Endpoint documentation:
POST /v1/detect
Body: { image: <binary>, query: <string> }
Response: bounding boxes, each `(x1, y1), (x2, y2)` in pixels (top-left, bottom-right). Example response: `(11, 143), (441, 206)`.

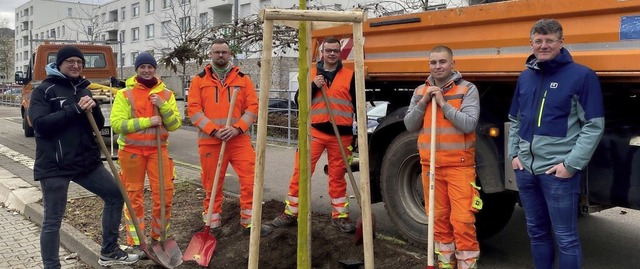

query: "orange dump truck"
(20, 42), (120, 142)
(312, 0), (640, 246)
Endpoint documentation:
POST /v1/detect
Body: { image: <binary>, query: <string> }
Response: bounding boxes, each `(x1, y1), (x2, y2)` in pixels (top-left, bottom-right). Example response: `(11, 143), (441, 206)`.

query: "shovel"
(319, 86), (375, 244)
(151, 107), (183, 268)
(183, 88), (239, 266)
(427, 96), (437, 269)
(85, 110), (169, 268)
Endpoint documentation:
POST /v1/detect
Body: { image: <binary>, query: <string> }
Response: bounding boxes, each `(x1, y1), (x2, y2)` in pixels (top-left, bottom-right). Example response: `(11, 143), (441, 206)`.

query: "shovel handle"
(85, 110), (149, 249)
(319, 86), (362, 206)
(427, 96), (437, 268)
(156, 107), (167, 242)
(204, 88), (240, 228)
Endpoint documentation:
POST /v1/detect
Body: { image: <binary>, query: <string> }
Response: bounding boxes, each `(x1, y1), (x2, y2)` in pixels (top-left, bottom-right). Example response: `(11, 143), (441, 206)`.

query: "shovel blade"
(354, 213), (376, 245)
(151, 239), (183, 268)
(183, 230), (217, 267)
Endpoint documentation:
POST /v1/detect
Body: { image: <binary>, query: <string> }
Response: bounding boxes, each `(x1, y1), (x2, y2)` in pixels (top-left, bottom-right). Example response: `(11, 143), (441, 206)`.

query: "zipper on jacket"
(537, 90), (547, 127)
(215, 86), (219, 103)
(227, 87), (231, 102)
(528, 72), (546, 175)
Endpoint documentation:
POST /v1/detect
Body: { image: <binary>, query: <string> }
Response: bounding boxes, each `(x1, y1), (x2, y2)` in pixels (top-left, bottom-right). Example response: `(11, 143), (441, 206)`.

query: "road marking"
(0, 144), (35, 170)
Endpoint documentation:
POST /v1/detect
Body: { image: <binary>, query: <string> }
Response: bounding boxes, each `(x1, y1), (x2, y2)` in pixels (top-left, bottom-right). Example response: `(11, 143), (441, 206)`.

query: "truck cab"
(21, 43), (120, 143)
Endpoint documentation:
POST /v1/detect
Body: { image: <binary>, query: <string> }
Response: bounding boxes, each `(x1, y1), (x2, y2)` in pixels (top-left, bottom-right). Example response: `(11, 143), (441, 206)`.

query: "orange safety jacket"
(310, 68), (354, 126)
(418, 80), (476, 167)
(114, 84), (177, 154)
(187, 64), (259, 145)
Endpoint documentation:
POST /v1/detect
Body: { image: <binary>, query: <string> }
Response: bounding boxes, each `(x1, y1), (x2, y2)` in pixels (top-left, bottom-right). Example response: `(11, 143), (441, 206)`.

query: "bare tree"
(0, 18), (14, 83)
(63, 3), (107, 42)
(156, 0), (213, 90)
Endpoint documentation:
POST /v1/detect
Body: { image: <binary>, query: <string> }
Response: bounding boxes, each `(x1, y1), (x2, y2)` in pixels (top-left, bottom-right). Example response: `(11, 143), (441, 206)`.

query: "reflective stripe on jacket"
(418, 80), (476, 167)
(310, 67), (354, 126)
(187, 64), (259, 145)
(111, 76), (182, 153)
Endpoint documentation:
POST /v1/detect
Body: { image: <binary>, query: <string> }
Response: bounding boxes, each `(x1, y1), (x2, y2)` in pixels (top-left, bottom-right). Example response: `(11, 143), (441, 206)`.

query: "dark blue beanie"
(135, 52), (157, 69)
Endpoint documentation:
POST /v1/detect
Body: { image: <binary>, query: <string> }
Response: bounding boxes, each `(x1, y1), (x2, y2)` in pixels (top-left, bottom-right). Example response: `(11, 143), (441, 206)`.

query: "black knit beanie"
(55, 45), (85, 67)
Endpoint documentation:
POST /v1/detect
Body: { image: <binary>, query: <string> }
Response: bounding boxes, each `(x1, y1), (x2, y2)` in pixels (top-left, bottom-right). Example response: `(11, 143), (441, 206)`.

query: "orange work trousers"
(118, 147), (174, 245)
(421, 165), (480, 252)
(199, 135), (255, 228)
(285, 128), (352, 219)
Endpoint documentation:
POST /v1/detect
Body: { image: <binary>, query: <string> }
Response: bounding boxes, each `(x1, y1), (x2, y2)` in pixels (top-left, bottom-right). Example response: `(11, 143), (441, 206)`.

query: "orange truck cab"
(20, 43), (120, 142)
(311, 0), (640, 246)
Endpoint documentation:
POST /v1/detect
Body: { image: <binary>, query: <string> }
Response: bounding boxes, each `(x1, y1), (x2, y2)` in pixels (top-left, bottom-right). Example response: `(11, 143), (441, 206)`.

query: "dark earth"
(64, 181), (427, 268)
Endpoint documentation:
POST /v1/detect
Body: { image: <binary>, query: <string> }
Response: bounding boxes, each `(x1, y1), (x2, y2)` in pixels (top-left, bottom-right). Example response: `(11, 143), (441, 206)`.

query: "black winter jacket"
(28, 68), (105, 180)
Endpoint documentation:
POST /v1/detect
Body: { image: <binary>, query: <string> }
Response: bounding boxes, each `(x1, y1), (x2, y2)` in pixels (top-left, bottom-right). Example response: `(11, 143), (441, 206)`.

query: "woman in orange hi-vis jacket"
(272, 37), (358, 234)
(110, 52), (182, 257)
(404, 46), (481, 269)
(187, 38), (272, 237)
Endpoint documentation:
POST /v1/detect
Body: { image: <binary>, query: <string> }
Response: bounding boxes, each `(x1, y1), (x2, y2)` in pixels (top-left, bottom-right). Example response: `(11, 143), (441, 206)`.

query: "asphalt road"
(1, 105), (639, 268)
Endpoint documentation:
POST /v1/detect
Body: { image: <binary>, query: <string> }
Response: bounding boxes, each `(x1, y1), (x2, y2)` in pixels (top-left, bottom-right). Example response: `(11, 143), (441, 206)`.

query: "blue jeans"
(515, 169), (582, 269)
(40, 166), (124, 269)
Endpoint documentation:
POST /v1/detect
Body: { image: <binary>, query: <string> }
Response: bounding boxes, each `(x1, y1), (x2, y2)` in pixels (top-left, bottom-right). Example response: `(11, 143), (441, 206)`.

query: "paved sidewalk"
(0, 167), (89, 269)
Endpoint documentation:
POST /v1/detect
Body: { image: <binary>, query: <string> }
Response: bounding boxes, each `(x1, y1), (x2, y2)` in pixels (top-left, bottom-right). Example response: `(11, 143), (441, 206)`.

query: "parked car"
(353, 101), (389, 134)
(268, 98), (298, 115)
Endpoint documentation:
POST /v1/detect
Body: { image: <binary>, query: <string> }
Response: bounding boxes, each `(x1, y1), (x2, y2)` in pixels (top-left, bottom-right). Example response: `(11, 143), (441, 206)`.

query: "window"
(34, 34), (38, 40)
(131, 52), (139, 65)
(51, 29), (56, 38)
(121, 7), (126, 20)
(146, 0), (154, 13)
(180, 0), (190, 5)
(199, 12), (208, 29)
(161, 21), (171, 36)
(162, 0), (172, 9)
(119, 30), (125, 42)
(67, 8), (72, 16)
(146, 24), (154, 39)
(62, 26), (65, 36)
(87, 26), (93, 36)
(132, 27), (139, 41)
(179, 16), (190, 32)
(132, 3), (140, 17)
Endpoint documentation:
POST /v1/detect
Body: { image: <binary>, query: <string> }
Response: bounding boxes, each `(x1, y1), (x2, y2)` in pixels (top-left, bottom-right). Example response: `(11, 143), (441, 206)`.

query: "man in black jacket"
(28, 45), (139, 268)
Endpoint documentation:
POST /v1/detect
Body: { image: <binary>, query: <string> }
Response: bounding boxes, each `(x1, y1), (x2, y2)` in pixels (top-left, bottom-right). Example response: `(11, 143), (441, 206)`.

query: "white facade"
(14, 0), (472, 74)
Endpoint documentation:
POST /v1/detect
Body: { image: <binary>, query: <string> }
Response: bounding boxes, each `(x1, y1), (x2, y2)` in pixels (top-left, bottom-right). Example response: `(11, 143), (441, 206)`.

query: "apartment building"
(14, 0), (472, 89)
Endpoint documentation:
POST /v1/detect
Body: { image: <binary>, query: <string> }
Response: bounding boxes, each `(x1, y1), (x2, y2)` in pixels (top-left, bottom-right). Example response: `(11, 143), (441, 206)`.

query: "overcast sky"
(0, 0), (110, 29)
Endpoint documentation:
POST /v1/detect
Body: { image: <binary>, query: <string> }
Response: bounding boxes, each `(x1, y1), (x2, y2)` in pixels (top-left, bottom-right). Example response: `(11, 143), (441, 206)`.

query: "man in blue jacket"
(508, 19), (604, 269)
(29, 45), (139, 268)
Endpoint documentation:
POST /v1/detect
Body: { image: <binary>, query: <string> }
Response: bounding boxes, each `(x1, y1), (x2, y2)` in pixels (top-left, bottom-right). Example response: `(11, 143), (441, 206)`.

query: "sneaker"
(126, 245), (147, 260)
(242, 224), (273, 237)
(272, 213), (297, 228)
(332, 218), (356, 233)
(98, 248), (139, 266)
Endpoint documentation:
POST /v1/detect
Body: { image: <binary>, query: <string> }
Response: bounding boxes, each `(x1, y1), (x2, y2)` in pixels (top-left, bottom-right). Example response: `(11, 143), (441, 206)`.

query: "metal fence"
(0, 95), (20, 107)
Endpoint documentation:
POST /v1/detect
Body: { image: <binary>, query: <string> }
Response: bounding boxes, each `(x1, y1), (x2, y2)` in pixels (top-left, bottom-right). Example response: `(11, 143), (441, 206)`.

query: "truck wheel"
(23, 115), (34, 137)
(381, 131), (516, 247)
(381, 131), (428, 246)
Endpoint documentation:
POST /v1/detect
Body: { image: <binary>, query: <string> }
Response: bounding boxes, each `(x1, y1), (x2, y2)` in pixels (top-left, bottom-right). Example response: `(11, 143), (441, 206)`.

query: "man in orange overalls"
(404, 45), (481, 269)
(188, 38), (271, 236)
(272, 37), (357, 233)
(111, 52), (182, 257)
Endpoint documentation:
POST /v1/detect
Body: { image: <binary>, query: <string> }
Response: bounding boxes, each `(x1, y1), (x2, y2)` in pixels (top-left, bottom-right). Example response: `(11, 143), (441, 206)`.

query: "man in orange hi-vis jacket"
(111, 52), (182, 258)
(272, 37), (358, 233)
(187, 38), (271, 237)
(404, 45), (481, 269)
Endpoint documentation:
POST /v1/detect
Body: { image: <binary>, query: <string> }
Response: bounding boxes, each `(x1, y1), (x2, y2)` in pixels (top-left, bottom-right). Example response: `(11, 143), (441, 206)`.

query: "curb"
(0, 167), (131, 269)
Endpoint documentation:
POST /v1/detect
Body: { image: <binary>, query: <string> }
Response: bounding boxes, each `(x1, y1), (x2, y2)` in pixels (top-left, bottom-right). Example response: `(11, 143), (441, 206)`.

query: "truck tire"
(380, 131), (516, 247)
(23, 115), (34, 137)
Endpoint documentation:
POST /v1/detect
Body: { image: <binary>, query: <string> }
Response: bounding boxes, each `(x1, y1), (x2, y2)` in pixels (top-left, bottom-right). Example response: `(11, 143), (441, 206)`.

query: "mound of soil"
(64, 181), (426, 268)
